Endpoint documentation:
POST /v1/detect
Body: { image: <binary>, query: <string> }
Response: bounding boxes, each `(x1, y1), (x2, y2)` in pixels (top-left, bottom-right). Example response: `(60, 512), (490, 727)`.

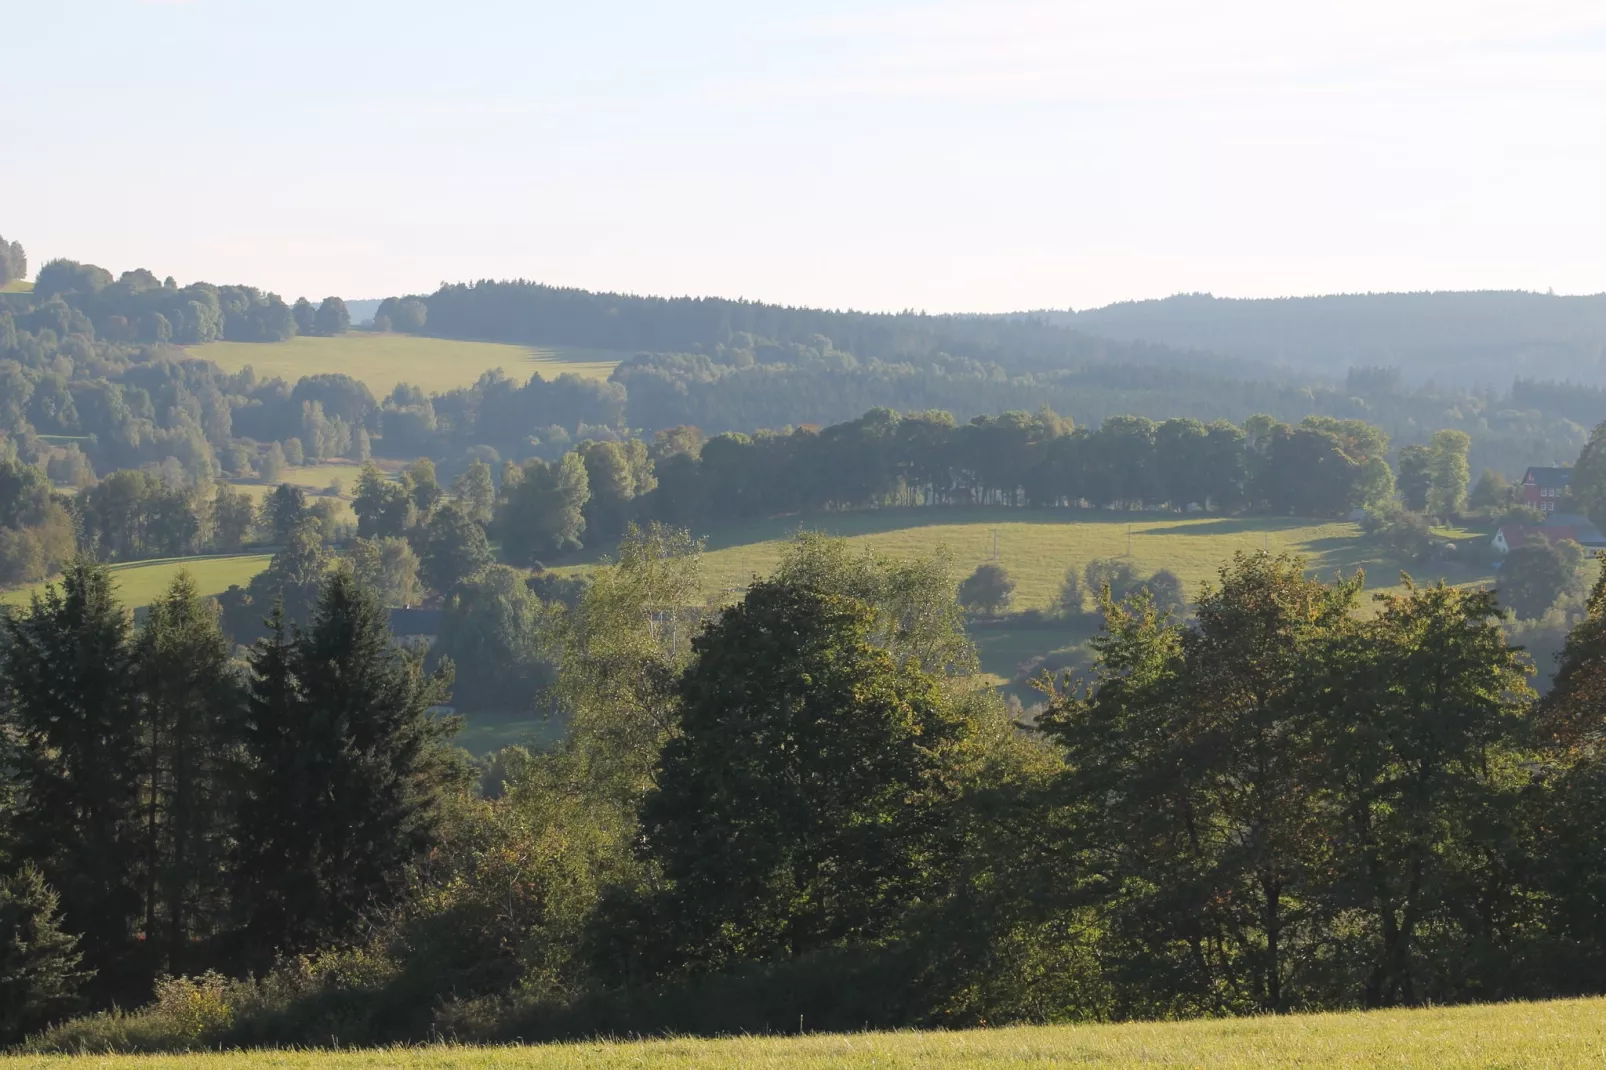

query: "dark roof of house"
(388, 607), (442, 636)
(1546, 513), (1606, 545)
(1524, 466), (1573, 488)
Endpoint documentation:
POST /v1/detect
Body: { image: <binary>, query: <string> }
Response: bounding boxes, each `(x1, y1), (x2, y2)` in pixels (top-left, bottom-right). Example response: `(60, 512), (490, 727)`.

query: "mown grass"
(567, 508), (1492, 611)
(0, 554), (273, 610)
(0, 278), (32, 294)
(191, 333), (624, 395)
(10, 997), (1606, 1067)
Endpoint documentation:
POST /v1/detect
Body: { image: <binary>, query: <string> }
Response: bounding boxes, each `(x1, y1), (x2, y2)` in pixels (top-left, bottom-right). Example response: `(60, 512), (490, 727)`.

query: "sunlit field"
(11, 997), (1606, 1068)
(190, 332), (624, 395)
(0, 279), (32, 293)
(0, 554), (272, 611)
(564, 508), (1495, 611)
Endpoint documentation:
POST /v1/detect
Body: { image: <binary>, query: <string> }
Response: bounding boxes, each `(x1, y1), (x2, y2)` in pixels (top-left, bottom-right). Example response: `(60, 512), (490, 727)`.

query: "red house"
(1522, 466), (1572, 514)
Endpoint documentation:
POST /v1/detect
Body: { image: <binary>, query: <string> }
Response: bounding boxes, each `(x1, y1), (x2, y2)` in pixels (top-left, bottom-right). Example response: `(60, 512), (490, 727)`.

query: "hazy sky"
(5, 1), (1606, 311)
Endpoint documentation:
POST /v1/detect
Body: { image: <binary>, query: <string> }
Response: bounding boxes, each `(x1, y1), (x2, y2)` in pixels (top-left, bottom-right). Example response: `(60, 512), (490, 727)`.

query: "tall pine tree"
(231, 574), (457, 962)
(0, 559), (142, 995)
(134, 572), (246, 975)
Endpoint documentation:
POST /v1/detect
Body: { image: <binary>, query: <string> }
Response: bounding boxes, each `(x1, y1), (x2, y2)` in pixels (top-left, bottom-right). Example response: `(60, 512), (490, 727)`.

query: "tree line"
(11, 530), (1606, 1049)
(0, 265), (1588, 513)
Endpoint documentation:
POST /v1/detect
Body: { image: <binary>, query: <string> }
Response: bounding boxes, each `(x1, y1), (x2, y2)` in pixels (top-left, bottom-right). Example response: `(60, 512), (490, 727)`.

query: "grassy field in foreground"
(191, 333), (624, 395)
(12, 998), (1606, 1068)
(573, 508), (1495, 612)
(0, 554), (272, 610)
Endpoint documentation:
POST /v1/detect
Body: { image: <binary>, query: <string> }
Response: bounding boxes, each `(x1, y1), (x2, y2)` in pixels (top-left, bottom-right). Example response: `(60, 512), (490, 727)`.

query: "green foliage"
(418, 504), (492, 594)
(231, 573), (458, 963)
(449, 458), (496, 526)
(0, 234), (25, 286)
(352, 462), (413, 539)
(958, 562), (1014, 616)
(311, 297), (350, 337)
(217, 516), (331, 642)
(496, 453), (590, 565)
(1426, 429), (1472, 517)
(133, 573), (247, 975)
(631, 580), (973, 975)
(431, 566), (555, 716)
(1469, 468), (1518, 516)
(348, 535), (422, 608)
(259, 483), (307, 544)
(0, 864), (87, 1043)
(1499, 538), (1585, 621)
(1, 559), (143, 989)
(1573, 421), (1606, 533)
(771, 532), (977, 677)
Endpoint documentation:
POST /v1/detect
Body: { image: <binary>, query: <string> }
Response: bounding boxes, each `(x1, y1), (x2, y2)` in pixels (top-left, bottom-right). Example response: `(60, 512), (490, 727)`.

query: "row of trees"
(0, 235), (23, 287)
(0, 563), (456, 1037)
(18, 531), (1606, 1049)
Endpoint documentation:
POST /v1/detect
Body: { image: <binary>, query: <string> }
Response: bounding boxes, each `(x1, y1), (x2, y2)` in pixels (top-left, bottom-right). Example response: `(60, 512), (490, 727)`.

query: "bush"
(959, 563), (1015, 616)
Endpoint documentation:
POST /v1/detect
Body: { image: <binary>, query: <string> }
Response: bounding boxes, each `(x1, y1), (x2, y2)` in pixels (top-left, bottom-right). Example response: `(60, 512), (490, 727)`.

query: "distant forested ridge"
(376, 281), (1594, 475)
(1039, 290), (1606, 387)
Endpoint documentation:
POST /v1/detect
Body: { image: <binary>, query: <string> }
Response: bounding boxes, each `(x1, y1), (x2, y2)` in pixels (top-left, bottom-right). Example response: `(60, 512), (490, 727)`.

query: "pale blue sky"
(5, 1), (1606, 311)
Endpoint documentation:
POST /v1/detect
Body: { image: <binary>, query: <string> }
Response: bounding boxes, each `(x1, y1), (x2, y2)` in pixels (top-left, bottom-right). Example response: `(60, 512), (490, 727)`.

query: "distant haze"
(5, 1), (1606, 311)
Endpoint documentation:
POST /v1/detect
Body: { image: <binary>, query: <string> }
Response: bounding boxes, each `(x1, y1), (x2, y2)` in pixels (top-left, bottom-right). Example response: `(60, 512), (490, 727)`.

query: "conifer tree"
(232, 575), (457, 961)
(134, 572), (246, 975)
(0, 864), (87, 1043)
(0, 559), (141, 986)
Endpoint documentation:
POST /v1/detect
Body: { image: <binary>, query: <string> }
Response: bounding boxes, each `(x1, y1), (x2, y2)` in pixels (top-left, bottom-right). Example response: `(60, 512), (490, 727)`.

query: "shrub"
(959, 563), (1015, 616)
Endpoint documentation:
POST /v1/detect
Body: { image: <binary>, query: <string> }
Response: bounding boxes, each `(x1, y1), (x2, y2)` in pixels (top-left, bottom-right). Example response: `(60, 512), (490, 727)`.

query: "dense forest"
(8, 531), (1606, 1049)
(1044, 291), (1606, 388)
(7, 233), (1606, 1050)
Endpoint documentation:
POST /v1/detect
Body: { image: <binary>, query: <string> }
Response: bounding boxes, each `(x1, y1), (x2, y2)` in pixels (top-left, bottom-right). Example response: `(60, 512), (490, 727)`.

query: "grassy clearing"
(232, 462), (370, 501)
(564, 508), (1491, 611)
(0, 554), (273, 611)
(453, 712), (566, 757)
(0, 278), (32, 293)
(190, 333), (623, 395)
(11, 997), (1606, 1067)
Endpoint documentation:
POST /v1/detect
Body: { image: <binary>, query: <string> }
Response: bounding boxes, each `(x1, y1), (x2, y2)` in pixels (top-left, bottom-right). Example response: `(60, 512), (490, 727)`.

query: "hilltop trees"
(311, 297), (351, 337)
(0, 234), (25, 285)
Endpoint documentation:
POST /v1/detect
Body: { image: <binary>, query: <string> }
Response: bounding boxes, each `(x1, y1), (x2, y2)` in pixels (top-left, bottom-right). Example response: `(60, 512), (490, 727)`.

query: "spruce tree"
(0, 559), (141, 988)
(0, 865), (87, 1043)
(232, 575), (457, 961)
(134, 572), (246, 975)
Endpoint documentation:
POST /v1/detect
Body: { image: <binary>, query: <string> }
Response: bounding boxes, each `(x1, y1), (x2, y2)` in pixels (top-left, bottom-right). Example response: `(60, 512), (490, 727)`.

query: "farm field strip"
(0, 553), (273, 610)
(191, 334), (624, 395)
(587, 508), (1488, 611)
(8, 996), (1604, 1068)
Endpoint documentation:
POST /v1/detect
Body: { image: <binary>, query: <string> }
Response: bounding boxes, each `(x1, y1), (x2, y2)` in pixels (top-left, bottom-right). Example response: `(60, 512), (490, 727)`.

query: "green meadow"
(0, 279), (32, 294)
(580, 508), (1495, 610)
(0, 554), (272, 611)
(9, 997), (1604, 1068)
(190, 332), (624, 395)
